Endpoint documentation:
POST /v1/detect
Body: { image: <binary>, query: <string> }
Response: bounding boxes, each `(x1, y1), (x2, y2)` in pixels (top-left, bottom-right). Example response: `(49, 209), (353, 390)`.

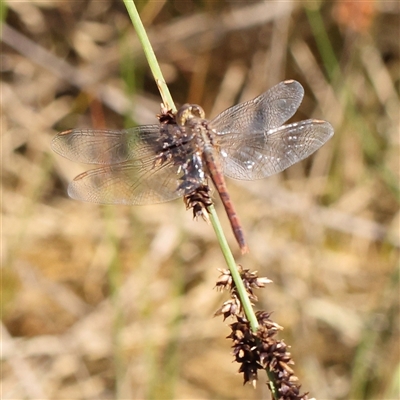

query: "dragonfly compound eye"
(176, 104), (206, 126)
(189, 104), (206, 119)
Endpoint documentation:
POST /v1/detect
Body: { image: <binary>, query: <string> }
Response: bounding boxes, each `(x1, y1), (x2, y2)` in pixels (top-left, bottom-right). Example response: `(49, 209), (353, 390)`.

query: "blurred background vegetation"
(2, 1), (399, 399)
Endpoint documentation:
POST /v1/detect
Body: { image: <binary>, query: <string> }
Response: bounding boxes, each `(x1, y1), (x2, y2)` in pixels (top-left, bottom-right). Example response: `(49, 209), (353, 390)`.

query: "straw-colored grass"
(2, 1), (399, 399)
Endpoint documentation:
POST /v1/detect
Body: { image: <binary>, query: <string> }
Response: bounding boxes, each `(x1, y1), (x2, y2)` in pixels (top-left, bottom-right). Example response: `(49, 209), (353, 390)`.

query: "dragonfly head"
(176, 104), (205, 126)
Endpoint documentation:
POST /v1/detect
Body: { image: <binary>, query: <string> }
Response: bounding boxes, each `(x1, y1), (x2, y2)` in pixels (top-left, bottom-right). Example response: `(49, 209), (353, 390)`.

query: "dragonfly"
(52, 80), (334, 253)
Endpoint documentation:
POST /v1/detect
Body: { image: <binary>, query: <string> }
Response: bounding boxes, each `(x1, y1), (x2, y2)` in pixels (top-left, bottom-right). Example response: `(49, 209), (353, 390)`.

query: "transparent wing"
(67, 156), (190, 205)
(217, 119), (334, 180)
(52, 125), (205, 204)
(209, 80), (304, 135)
(51, 125), (161, 165)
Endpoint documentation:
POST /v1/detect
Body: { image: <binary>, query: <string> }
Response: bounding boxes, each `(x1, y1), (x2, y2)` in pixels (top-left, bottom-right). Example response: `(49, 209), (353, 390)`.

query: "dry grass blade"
(2, 1), (399, 399)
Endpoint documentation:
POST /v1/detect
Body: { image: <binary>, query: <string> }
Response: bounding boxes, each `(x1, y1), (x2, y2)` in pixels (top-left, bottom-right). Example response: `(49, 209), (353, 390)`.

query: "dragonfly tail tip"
(240, 245), (249, 254)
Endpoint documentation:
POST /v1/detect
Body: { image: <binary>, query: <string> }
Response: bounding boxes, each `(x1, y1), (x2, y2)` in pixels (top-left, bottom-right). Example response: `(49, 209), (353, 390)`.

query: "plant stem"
(123, 0), (259, 332)
(208, 205), (258, 331)
(123, 0), (176, 112)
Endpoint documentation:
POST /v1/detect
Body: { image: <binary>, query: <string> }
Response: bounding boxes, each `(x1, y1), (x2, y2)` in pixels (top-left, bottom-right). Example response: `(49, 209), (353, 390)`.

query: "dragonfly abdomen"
(203, 144), (248, 253)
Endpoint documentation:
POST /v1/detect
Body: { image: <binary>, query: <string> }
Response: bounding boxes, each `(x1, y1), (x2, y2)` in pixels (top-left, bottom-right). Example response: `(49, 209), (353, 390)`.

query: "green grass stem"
(123, 0), (176, 112)
(122, 0), (259, 333)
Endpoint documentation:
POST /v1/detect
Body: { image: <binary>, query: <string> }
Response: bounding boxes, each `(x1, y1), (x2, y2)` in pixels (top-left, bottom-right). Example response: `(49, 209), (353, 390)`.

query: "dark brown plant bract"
(215, 266), (309, 399)
(184, 184), (213, 221)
